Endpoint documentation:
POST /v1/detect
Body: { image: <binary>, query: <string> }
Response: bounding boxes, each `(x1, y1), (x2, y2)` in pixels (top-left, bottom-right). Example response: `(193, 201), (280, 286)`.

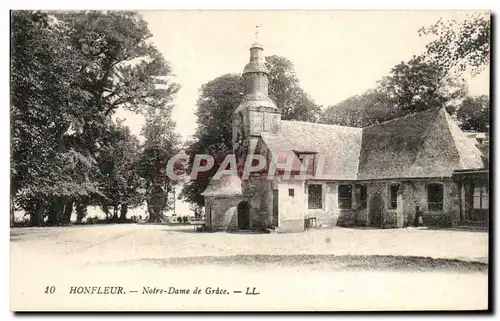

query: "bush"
(85, 216), (100, 225)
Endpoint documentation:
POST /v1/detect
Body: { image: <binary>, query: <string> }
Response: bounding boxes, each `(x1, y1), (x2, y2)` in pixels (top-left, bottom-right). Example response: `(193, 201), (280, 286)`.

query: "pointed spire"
(243, 26), (268, 75)
(235, 28), (278, 114)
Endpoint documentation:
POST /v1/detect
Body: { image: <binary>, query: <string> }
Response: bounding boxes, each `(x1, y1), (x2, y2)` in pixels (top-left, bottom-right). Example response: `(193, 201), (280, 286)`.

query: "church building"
(201, 41), (489, 233)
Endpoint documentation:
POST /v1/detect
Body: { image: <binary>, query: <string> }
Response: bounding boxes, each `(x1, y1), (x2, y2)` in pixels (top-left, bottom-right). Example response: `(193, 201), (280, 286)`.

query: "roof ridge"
(281, 119), (362, 131)
(442, 109), (484, 169)
(362, 108), (442, 129)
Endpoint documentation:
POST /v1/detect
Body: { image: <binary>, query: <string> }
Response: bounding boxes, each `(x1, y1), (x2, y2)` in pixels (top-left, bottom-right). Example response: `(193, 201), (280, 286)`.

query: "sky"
(116, 10), (490, 141)
(113, 10), (489, 216)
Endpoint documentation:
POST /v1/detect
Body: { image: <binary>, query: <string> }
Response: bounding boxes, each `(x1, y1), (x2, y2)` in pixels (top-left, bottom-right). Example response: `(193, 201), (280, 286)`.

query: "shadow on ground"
(103, 254), (488, 273)
(346, 226), (489, 233)
(162, 229), (270, 234)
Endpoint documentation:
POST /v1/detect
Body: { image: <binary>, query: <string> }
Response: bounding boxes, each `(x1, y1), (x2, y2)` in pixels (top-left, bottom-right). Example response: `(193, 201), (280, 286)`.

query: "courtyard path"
(10, 224), (489, 311)
(11, 224), (489, 266)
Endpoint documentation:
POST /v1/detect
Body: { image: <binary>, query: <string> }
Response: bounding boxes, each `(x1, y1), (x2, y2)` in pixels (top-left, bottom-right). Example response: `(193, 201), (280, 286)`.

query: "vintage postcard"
(10, 10), (490, 311)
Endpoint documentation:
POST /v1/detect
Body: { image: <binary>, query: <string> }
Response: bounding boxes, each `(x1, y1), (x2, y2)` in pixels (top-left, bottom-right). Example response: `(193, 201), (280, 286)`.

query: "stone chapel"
(201, 41), (488, 233)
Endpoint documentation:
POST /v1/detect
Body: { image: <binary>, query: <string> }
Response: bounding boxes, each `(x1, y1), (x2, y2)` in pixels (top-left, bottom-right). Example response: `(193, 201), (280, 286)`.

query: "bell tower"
(232, 28), (281, 169)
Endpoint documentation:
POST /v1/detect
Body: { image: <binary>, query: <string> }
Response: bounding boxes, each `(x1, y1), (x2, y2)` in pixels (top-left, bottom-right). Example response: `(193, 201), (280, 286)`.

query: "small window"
(427, 183), (444, 212)
(473, 185), (488, 209)
(338, 185), (352, 209)
(308, 184), (322, 209)
(289, 188), (295, 197)
(390, 183), (399, 210)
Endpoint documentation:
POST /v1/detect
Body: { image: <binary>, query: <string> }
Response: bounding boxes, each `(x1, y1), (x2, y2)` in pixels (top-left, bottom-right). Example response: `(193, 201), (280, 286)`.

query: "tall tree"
(11, 11), (180, 226)
(377, 55), (467, 115)
(11, 11), (100, 226)
(419, 13), (490, 76)
(455, 94), (490, 132)
(322, 14), (490, 129)
(320, 56), (467, 128)
(320, 89), (394, 127)
(182, 55), (323, 206)
(98, 121), (144, 222)
(266, 55), (321, 122)
(181, 74), (243, 206)
(139, 107), (182, 223)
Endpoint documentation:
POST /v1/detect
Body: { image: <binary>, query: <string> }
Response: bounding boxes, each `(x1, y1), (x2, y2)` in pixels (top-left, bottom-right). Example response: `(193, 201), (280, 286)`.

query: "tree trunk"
(46, 199), (64, 226)
(10, 199), (15, 227)
(102, 206), (111, 220)
(62, 200), (74, 224)
(75, 202), (87, 224)
(112, 205), (118, 221)
(148, 185), (166, 223)
(31, 201), (44, 226)
(119, 203), (128, 222)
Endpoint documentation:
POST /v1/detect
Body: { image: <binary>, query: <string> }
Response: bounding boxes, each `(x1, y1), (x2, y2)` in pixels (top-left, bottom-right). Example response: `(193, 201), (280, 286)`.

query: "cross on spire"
(254, 24), (261, 42)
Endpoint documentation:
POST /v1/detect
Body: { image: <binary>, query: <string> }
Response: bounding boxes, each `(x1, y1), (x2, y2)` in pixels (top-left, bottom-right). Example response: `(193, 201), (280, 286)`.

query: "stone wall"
(204, 196), (248, 230)
(360, 178), (456, 228)
(300, 178), (457, 229)
(304, 181), (362, 228)
(205, 177), (458, 232)
(244, 178), (273, 229)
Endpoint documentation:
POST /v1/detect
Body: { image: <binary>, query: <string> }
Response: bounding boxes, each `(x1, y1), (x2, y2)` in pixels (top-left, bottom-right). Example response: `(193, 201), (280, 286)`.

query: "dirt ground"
(10, 224), (489, 311)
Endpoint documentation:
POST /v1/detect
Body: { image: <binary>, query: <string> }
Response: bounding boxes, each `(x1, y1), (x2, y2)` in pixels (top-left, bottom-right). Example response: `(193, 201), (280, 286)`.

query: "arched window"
(427, 183), (444, 212)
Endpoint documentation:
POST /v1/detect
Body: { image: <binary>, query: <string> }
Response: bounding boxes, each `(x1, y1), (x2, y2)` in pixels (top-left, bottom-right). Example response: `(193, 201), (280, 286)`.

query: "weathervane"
(255, 24), (261, 42)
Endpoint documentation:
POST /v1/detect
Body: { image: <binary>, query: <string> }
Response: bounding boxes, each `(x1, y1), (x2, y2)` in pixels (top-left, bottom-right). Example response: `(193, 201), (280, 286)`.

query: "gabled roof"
(261, 121), (363, 180)
(357, 108), (484, 179)
(259, 108), (484, 181)
(201, 174), (243, 197)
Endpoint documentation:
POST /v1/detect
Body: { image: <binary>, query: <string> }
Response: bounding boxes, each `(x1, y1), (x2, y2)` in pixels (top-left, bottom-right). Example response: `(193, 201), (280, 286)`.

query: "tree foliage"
(377, 55), (467, 115)
(321, 55), (467, 127)
(139, 107), (183, 223)
(182, 55), (321, 206)
(181, 74), (243, 206)
(455, 94), (490, 132)
(11, 11), (179, 226)
(98, 122), (143, 221)
(266, 55), (321, 122)
(419, 13), (490, 76)
(320, 89), (393, 127)
(322, 14), (489, 129)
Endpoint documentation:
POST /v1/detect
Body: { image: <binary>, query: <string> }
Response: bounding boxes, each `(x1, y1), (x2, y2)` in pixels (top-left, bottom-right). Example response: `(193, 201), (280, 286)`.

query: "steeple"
(232, 29), (281, 162)
(235, 28), (277, 113)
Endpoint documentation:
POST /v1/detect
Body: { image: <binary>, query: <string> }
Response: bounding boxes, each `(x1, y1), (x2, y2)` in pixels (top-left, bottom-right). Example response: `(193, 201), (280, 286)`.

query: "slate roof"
(357, 108), (483, 179)
(202, 108), (484, 197)
(201, 174), (243, 197)
(260, 108), (484, 181)
(261, 121), (363, 180)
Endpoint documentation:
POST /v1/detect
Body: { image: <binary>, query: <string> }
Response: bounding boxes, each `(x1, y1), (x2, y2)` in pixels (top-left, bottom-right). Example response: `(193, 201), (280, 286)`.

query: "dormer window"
(294, 151), (316, 176)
